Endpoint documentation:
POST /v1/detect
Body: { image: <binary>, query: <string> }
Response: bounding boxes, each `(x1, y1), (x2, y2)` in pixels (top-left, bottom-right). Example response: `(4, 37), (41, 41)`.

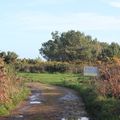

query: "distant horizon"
(0, 0), (120, 58)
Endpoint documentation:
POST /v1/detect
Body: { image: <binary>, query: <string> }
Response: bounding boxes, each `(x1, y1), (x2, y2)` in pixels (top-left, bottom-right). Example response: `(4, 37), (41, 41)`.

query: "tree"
(98, 42), (120, 61)
(110, 42), (120, 57)
(40, 30), (102, 62)
(0, 51), (6, 58)
(40, 30), (120, 62)
(0, 51), (18, 64)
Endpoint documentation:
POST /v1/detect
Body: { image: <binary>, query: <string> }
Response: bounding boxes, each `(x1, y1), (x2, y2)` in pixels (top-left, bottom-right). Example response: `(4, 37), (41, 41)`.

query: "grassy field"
(19, 72), (82, 85)
(19, 72), (120, 120)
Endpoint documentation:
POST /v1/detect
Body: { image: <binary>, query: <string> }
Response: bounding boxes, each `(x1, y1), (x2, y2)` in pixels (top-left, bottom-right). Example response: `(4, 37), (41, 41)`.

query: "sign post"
(83, 66), (99, 84)
(84, 66), (98, 77)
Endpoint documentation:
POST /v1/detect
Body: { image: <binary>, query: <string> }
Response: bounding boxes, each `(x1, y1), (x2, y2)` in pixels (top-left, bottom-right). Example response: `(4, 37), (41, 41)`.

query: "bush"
(97, 64), (120, 98)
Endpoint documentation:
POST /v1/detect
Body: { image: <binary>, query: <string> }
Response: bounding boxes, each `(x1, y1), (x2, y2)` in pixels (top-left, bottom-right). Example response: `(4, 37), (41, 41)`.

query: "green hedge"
(16, 61), (83, 73)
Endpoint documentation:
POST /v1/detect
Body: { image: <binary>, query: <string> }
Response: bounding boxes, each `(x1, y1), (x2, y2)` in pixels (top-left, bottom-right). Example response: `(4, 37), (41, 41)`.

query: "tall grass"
(0, 60), (29, 116)
(0, 88), (29, 116)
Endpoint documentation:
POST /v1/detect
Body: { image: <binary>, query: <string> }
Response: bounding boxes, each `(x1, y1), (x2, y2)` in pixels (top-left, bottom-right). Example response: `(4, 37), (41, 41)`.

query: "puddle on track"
(10, 90), (43, 120)
(10, 115), (24, 120)
(29, 92), (42, 105)
(59, 92), (90, 120)
(80, 117), (89, 120)
(59, 92), (79, 101)
(61, 117), (89, 120)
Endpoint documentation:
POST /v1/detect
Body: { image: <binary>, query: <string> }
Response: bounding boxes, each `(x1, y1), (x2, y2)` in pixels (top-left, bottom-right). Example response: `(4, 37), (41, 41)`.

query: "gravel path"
(0, 83), (89, 120)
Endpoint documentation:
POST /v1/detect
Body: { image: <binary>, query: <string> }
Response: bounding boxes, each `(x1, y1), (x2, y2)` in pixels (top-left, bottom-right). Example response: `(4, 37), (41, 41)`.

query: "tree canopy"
(0, 51), (18, 64)
(40, 30), (120, 62)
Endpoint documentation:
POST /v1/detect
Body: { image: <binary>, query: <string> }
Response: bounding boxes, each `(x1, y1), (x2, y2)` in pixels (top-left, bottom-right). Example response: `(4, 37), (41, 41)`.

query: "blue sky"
(0, 0), (120, 58)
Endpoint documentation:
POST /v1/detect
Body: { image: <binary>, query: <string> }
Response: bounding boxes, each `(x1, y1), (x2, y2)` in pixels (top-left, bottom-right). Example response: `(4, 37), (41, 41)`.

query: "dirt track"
(0, 83), (89, 120)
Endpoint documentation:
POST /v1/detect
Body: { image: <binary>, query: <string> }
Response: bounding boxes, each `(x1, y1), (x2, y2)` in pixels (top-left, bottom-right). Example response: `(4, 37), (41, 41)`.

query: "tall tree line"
(40, 30), (120, 62)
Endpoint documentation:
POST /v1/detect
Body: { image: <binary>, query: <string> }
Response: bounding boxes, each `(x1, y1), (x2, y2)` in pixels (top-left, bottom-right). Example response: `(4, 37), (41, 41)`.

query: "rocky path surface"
(0, 83), (89, 120)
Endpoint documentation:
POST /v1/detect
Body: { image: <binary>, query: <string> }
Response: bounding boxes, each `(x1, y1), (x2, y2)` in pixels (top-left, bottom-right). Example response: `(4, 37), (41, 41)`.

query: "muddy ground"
(0, 83), (89, 120)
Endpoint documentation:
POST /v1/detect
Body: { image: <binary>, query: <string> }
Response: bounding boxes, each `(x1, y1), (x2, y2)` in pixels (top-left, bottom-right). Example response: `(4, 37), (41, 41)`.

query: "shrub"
(97, 64), (120, 98)
(0, 58), (29, 115)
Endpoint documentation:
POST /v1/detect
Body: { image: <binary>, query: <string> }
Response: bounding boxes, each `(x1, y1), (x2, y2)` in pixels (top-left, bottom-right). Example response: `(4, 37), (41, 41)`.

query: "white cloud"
(109, 1), (120, 8)
(13, 12), (120, 32)
(104, 0), (120, 8)
(26, 0), (76, 6)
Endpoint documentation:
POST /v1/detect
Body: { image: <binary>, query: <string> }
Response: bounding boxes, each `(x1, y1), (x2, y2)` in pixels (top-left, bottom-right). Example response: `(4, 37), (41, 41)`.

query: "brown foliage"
(0, 58), (21, 103)
(0, 59), (9, 103)
(97, 64), (120, 98)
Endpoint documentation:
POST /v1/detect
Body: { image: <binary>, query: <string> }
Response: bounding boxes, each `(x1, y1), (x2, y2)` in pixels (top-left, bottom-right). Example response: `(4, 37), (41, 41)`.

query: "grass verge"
(0, 87), (30, 116)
